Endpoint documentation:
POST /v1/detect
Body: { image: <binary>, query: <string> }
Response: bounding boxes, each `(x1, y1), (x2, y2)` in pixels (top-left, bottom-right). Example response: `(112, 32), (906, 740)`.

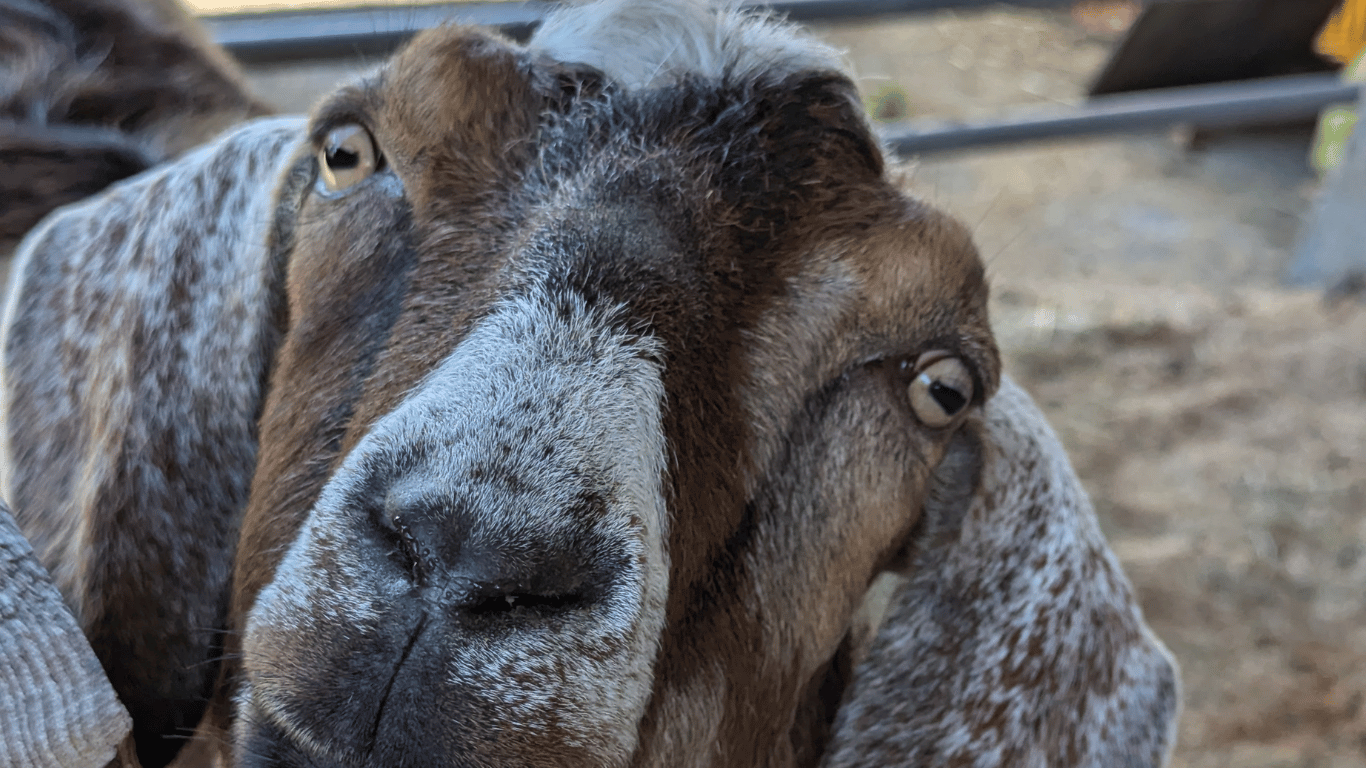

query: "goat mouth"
(239, 600), (437, 766)
(366, 611), (430, 752)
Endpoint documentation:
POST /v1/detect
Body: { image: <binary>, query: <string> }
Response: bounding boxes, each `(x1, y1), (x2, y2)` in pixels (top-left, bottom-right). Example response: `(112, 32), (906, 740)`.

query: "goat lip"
(364, 612), (431, 752)
(241, 603), (434, 761)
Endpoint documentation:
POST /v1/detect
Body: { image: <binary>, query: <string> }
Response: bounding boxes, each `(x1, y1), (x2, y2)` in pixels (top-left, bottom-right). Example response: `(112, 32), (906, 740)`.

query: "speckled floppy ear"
(824, 376), (1181, 767)
(0, 117), (307, 766)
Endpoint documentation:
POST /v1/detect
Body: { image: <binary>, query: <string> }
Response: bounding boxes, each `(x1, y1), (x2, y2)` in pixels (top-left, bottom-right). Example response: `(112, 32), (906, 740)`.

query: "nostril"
(380, 508), (598, 616)
(378, 510), (442, 584)
(460, 589), (586, 616)
(373, 488), (616, 618)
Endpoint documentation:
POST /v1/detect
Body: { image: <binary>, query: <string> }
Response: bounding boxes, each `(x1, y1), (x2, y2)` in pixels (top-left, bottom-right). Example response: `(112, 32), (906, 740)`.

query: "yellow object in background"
(1070, 1), (1141, 34)
(1312, 3), (1366, 174)
(1317, 0), (1366, 65)
(1312, 104), (1357, 175)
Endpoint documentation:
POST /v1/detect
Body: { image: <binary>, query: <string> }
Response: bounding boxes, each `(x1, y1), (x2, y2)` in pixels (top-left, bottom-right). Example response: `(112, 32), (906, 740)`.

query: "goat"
(0, 0), (1181, 766)
(0, 0), (269, 254)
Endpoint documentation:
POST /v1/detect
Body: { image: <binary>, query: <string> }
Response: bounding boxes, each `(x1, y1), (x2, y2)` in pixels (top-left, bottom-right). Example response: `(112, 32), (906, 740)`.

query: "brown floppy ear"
(0, 115), (307, 768)
(823, 376), (1180, 767)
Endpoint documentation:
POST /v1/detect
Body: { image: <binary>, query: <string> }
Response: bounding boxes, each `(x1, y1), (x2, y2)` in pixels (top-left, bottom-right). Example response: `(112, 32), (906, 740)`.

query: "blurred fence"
(204, 0), (1361, 153)
(207, 0), (1075, 61)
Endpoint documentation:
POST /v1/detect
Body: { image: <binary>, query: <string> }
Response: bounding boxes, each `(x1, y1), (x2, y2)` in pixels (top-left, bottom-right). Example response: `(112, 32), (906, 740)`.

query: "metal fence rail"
(884, 73), (1360, 154)
(206, 0), (1359, 154)
(207, 0), (1073, 61)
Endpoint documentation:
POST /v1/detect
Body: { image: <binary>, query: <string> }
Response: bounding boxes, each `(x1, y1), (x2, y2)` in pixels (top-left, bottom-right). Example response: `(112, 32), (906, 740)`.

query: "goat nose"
(379, 506), (605, 617)
(385, 512), (444, 583)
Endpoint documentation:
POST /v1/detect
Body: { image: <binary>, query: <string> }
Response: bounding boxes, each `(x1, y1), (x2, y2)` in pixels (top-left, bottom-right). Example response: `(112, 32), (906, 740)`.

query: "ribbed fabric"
(1, 503), (131, 768)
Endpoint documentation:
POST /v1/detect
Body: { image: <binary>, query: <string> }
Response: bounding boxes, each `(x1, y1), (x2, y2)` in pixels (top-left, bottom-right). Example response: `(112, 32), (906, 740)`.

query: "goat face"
(229, 21), (997, 766)
(1, 2), (1177, 767)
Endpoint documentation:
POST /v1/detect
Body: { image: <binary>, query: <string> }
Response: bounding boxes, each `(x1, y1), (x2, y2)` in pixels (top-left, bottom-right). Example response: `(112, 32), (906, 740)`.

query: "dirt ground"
(124, 3), (1366, 764)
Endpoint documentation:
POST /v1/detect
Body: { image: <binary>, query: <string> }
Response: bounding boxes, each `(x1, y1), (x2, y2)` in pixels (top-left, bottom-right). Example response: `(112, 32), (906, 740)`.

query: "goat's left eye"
(317, 124), (380, 193)
(906, 353), (974, 428)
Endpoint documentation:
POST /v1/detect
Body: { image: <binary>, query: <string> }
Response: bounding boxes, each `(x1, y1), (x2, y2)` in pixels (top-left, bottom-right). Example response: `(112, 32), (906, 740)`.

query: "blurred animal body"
(0, 0), (268, 253)
(0, 0), (1180, 766)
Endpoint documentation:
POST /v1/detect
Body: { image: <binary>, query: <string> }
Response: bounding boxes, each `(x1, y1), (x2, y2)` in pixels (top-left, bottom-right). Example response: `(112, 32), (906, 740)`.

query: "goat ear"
(824, 376), (1181, 767)
(0, 115), (307, 767)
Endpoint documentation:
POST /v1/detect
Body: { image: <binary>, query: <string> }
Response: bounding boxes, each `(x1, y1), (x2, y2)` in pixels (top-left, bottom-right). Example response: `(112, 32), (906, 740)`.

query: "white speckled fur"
(530, 0), (846, 89)
(822, 377), (1180, 767)
(245, 289), (669, 764)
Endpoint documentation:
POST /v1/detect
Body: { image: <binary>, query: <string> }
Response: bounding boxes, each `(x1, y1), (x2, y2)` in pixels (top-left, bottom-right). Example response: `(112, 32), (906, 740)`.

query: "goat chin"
(0, 0), (1179, 766)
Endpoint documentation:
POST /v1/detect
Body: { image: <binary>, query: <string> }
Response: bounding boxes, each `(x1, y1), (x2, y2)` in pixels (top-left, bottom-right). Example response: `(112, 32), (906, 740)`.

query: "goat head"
(0, 1), (1179, 766)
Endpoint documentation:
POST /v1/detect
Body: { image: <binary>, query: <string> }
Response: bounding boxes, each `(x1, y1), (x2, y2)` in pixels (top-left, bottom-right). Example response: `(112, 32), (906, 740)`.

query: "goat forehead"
(375, 28), (538, 171)
(527, 0), (847, 89)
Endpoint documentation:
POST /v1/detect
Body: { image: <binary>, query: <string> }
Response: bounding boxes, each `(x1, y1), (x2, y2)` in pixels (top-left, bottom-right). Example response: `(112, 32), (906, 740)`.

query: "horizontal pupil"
(326, 146), (360, 170)
(929, 381), (966, 414)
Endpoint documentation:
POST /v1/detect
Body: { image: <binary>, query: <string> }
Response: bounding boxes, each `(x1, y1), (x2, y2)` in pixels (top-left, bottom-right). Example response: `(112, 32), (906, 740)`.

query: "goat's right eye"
(905, 352), (974, 428)
(317, 124), (380, 193)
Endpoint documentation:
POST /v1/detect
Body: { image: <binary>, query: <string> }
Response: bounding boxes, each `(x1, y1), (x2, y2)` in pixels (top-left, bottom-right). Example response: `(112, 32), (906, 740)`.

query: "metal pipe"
(208, 2), (548, 61)
(208, 2), (1356, 155)
(881, 73), (1360, 154)
(207, 0), (1073, 62)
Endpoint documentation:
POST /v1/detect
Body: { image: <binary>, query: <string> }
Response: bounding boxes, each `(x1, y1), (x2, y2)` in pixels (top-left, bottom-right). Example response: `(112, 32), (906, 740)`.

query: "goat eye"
(906, 353), (974, 428)
(317, 124), (379, 193)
